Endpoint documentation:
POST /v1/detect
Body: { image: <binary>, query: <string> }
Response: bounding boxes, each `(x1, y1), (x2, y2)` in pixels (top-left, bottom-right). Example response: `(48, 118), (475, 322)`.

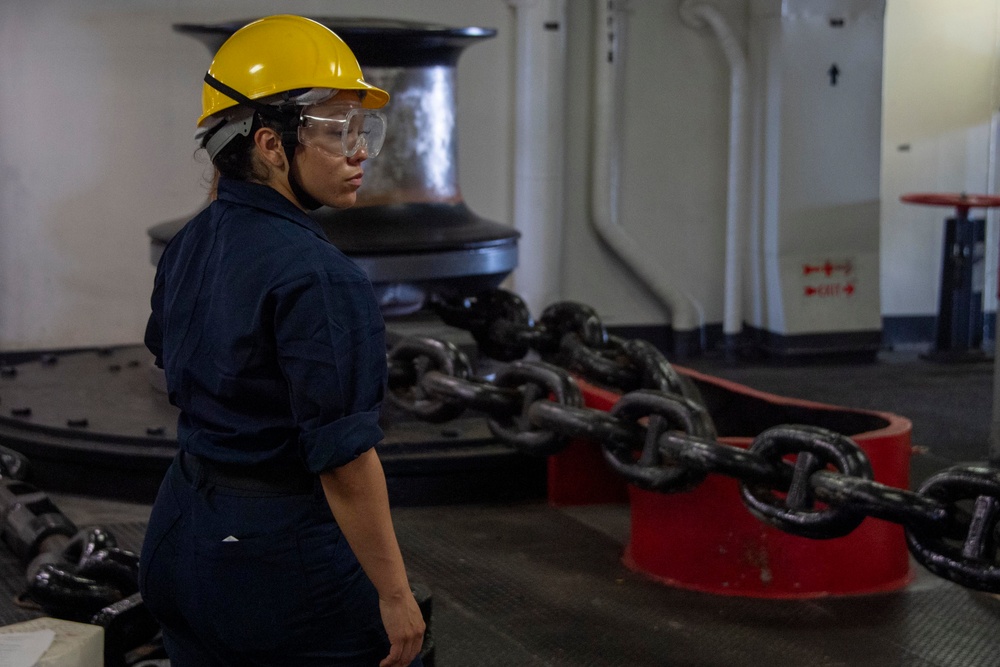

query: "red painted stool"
(900, 192), (1000, 361)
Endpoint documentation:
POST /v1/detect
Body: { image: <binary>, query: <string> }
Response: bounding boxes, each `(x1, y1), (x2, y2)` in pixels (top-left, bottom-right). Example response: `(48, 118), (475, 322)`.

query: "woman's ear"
(253, 126), (288, 172)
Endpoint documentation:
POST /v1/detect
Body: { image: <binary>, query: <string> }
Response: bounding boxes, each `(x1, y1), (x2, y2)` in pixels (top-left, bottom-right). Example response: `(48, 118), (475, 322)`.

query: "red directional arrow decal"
(803, 261), (853, 276)
(804, 283), (856, 297)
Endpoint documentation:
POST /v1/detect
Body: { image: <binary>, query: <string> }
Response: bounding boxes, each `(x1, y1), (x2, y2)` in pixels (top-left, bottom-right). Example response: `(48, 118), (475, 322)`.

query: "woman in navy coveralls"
(139, 15), (425, 666)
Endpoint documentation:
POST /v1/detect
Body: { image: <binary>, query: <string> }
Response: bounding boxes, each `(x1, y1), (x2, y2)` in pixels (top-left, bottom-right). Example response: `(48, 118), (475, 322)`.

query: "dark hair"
(201, 112), (289, 182)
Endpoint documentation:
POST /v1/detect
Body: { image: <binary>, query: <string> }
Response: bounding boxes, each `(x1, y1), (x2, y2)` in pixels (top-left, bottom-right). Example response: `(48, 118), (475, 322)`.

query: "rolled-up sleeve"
(272, 271), (387, 473)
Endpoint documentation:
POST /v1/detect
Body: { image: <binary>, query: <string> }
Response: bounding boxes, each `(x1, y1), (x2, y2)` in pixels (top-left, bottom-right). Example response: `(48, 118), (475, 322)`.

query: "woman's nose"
(351, 137), (369, 162)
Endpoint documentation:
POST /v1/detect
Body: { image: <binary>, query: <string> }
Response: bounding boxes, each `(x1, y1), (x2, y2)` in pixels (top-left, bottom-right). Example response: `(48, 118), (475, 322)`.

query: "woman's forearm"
(320, 448), (425, 666)
(320, 447), (411, 598)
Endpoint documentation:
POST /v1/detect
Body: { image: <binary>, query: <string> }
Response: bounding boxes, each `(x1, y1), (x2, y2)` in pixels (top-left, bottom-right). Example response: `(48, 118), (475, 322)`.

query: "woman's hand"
(379, 592), (426, 667)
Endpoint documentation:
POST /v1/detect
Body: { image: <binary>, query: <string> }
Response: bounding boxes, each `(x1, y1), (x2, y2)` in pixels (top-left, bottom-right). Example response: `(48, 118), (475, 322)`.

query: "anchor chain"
(387, 332), (1000, 594)
(0, 467), (158, 666)
(430, 290), (703, 397)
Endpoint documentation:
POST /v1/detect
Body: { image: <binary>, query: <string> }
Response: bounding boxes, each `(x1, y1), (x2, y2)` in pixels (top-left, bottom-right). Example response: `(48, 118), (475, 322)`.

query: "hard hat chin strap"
(204, 73), (323, 211)
(286, 149), (323, 211)
(204, 73), (288, 122)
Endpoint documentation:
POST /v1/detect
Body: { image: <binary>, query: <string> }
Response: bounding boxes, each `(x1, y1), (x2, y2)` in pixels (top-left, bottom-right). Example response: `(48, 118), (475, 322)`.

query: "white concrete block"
(0, 617), (103, 667)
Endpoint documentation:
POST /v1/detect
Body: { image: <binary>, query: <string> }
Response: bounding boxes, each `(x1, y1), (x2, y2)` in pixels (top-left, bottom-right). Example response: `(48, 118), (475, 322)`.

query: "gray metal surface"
(0, 350), (176, 445)
(394, 502), (1000, 667)
(360, 65), (459, 205)
(353, 245), (518, 283)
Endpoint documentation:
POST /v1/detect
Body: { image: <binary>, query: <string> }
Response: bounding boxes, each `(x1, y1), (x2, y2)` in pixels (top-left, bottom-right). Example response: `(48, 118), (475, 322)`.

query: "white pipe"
(506, 0), (568, 317)
(987, 108), (1000, 464)
(987, 110), (1000, 319)
(590, 0), (704, 339)
(679, 0), (750, 342)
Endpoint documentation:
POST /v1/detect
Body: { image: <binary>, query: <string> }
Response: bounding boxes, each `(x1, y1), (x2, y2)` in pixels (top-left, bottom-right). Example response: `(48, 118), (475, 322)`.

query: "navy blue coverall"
(140, 178), (417, 666)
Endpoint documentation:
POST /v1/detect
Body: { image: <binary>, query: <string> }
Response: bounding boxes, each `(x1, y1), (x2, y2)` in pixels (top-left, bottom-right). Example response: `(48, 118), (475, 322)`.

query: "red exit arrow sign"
(802, 261), (853, 277)
(805, 283), (856, 297)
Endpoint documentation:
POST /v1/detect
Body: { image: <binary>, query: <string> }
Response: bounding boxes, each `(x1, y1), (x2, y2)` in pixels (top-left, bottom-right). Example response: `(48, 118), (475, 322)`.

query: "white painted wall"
(747, 0), (884, 340)
(560, 0), (738, 329)
(880, 0), (1000, 320)
(1, 0), (998, 352)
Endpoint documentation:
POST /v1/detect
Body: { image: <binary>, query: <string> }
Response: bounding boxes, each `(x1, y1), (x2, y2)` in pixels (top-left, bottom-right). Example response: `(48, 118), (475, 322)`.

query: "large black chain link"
(387, 337), (473, 423)
(387, 321), (1000, 594)
(429, 290), (707, 405)
(604, 391), (711, 492)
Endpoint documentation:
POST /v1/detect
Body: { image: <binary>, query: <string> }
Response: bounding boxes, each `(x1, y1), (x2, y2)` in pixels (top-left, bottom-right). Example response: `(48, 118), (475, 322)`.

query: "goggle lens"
(298, 107), (386, 158)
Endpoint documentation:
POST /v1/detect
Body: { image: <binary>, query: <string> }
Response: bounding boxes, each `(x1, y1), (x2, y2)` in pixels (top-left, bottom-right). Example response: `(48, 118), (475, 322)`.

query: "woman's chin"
(323, 192), (358, 210)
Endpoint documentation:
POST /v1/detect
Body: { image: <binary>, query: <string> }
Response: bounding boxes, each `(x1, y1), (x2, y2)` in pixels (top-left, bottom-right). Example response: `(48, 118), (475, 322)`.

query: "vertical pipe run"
(590, 0), (704, 352)
(988, 112), (1000, 466)
(506, 0), (569, 317)
(679, 0), (750, 355)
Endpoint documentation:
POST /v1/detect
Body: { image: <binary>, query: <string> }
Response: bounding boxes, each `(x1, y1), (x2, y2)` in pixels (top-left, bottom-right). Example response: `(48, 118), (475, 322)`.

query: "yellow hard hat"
(198, 15), (389, 127)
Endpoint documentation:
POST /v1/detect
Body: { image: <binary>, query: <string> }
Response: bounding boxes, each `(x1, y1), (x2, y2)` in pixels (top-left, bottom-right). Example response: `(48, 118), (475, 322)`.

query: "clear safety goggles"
(297, 105), (387, 158)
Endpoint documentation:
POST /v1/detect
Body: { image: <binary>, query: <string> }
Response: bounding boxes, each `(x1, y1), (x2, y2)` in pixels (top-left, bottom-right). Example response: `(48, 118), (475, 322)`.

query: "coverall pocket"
(193, 529), (312, 652)
(298, 522), (382, 629)
(297, 522), (389, 660)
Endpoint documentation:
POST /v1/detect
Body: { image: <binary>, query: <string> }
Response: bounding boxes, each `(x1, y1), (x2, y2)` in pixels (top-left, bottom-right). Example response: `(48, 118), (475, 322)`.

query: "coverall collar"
(216, 178), (329, 242)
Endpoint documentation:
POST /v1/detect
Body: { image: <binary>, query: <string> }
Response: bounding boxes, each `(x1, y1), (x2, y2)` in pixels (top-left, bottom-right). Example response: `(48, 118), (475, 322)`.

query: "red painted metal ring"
(900, 193), (1000, 208)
